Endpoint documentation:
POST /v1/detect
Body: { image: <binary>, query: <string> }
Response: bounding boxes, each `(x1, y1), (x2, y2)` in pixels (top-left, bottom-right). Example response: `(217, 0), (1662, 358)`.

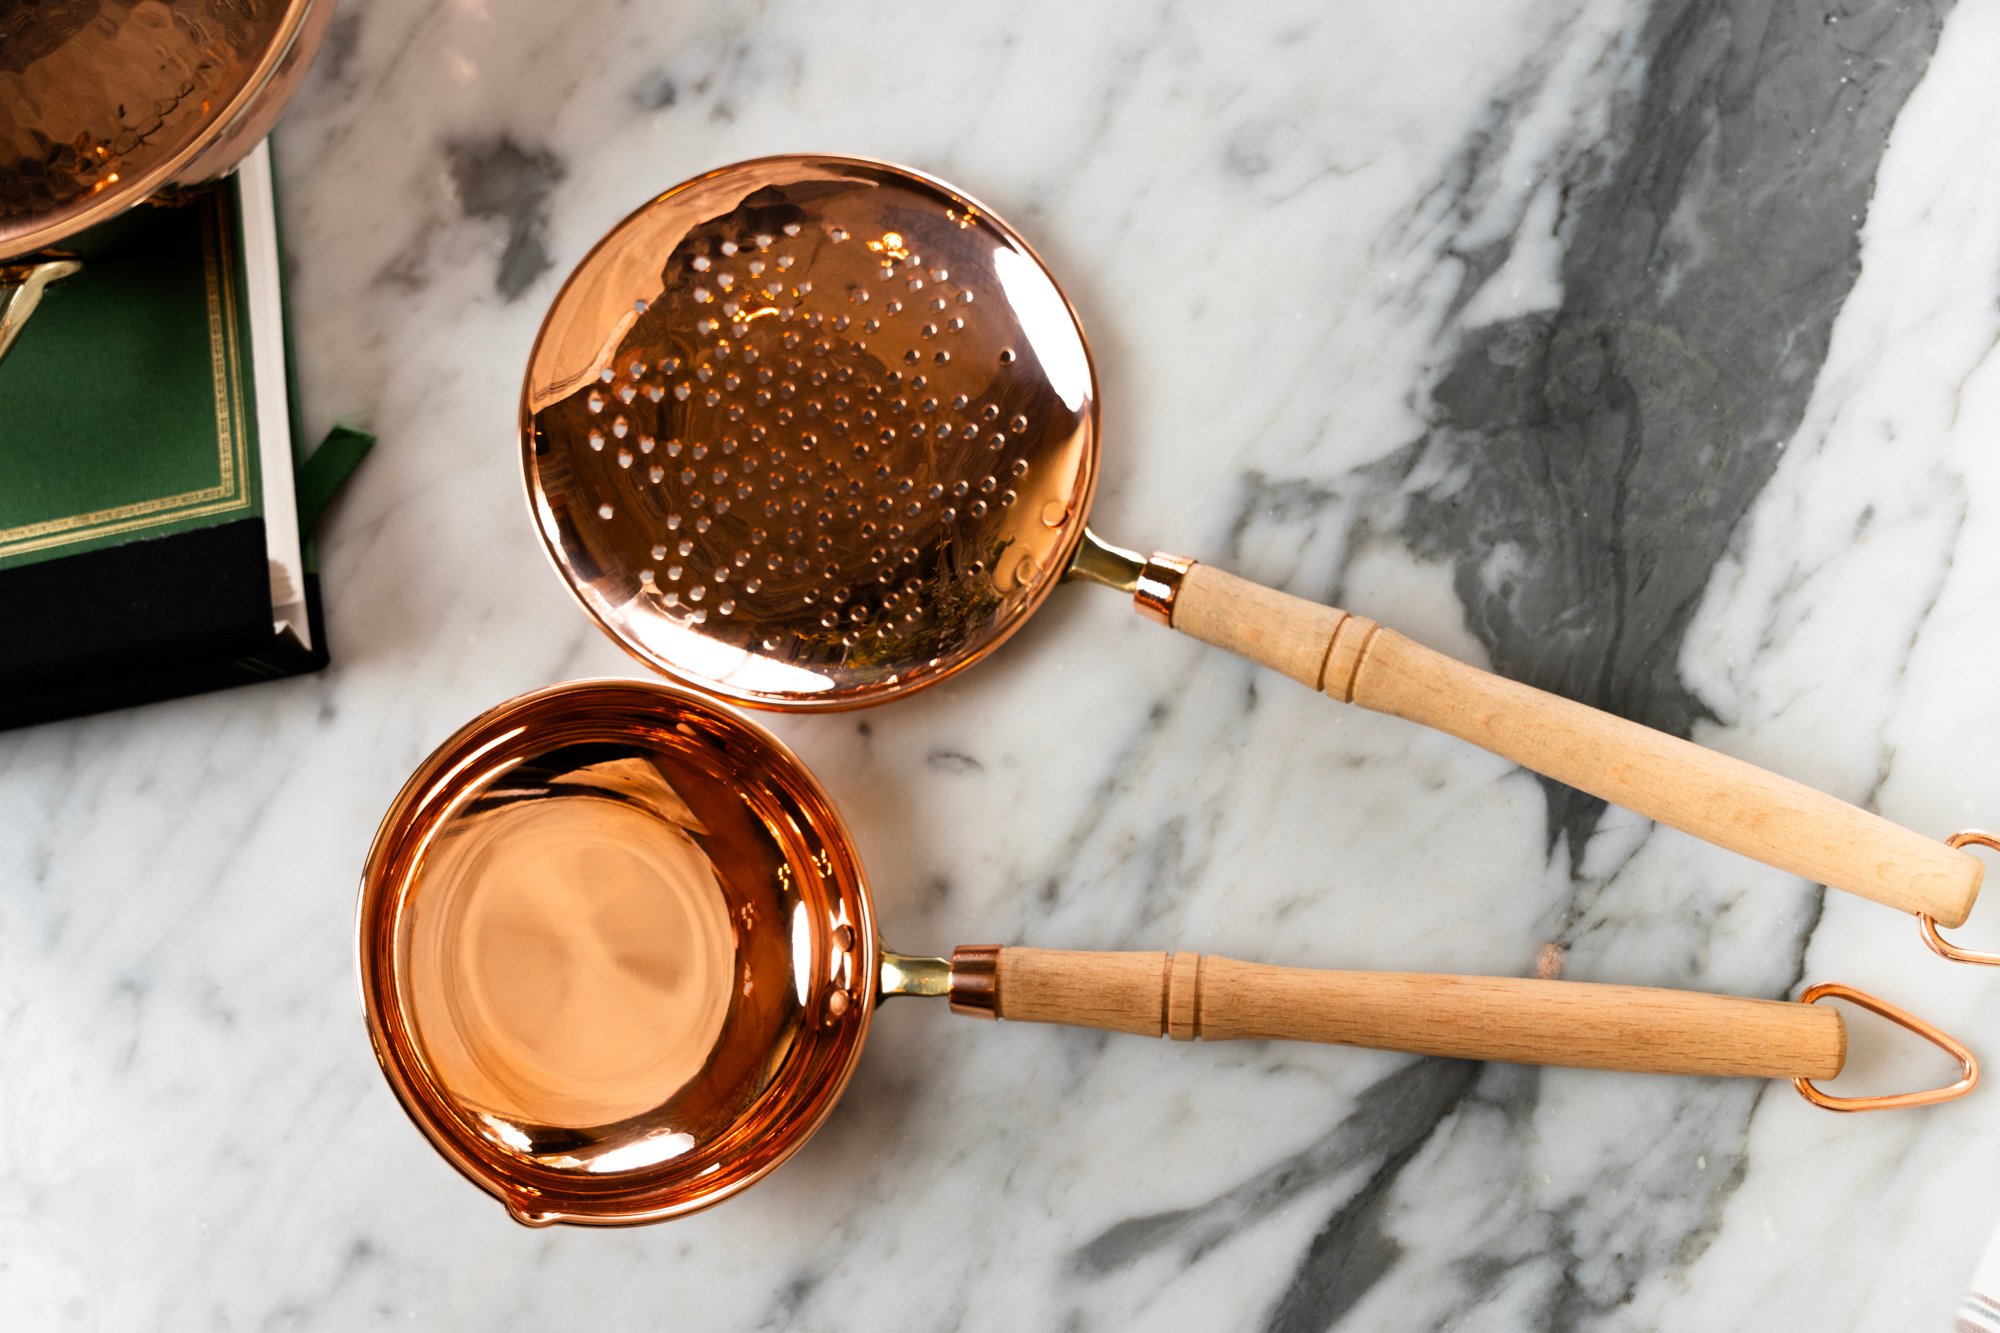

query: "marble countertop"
(9, 0), (2000, 1327)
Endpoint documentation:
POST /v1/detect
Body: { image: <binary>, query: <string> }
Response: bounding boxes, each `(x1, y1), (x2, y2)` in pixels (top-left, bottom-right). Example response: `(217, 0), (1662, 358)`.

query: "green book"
(0, 143), (327, 728)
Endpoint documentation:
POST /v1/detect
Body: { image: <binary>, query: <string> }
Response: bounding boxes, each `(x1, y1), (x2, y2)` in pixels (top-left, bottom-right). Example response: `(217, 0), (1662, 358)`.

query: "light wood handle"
(1164, 561), (1982, 925)
(958, 947), (1845, 1079)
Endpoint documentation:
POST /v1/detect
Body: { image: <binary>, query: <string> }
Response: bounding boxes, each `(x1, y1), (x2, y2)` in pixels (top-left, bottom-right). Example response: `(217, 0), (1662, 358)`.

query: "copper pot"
(0, 0), (334, 356)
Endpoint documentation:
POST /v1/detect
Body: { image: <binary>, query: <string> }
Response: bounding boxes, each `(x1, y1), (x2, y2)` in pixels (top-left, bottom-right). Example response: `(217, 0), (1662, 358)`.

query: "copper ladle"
(0, 0), (333, 358)
(521, 155), (1992, 944)
(357, 679), (1972, 1228)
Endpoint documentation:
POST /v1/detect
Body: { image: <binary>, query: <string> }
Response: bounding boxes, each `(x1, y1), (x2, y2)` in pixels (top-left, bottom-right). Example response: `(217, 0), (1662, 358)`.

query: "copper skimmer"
(357, 679), (1973, 1228)
(521, 155), (1993, 945)
(0, 0), (333, 358)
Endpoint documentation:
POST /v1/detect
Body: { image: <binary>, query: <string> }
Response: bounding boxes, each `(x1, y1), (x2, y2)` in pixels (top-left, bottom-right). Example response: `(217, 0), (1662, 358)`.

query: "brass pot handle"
(0, 257), (82, 363)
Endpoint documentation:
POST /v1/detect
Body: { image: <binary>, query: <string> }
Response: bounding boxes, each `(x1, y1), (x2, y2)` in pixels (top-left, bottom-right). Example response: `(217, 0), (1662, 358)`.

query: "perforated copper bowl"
(522, 154), (1099, 710)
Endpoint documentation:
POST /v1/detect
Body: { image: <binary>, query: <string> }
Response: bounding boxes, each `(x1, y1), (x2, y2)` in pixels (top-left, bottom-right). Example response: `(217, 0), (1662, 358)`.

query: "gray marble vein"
(444, 136), (569, 301)
(1400, 0), (1953, 859)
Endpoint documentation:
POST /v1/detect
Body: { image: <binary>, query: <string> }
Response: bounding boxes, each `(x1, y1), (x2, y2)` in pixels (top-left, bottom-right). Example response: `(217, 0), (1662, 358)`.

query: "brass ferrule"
(948, 944), (1002, 1017)
(1065, 527), (1147, 592)
(1133, 552), (1194, 626)
(878, 950), (953, 999)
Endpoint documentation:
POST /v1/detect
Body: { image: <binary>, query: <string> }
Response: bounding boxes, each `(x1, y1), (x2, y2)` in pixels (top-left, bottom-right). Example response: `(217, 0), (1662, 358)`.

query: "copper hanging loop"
(1791, 981), (1978, 1112)
(1917, 831), (2000, 966)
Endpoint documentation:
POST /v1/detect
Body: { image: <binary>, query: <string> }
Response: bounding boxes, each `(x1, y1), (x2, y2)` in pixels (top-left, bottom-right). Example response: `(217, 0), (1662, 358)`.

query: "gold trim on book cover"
(0, 192), (254, 560)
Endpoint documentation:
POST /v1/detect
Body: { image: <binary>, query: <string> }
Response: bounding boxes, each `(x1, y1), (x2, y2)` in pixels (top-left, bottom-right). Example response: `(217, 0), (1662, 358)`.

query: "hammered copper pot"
(0, 0), (334, 355)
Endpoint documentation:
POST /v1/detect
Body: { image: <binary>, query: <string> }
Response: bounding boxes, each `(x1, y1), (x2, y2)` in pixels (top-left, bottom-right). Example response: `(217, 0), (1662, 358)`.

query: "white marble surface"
(8, 0), (2000, 1327)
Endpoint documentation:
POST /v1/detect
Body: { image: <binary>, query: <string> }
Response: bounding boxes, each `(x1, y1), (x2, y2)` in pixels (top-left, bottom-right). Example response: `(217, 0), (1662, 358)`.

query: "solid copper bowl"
(357, 680), (878, 1226)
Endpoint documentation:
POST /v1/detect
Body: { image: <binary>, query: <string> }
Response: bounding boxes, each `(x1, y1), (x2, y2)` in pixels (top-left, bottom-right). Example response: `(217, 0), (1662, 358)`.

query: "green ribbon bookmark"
(296, 424), (376, 539)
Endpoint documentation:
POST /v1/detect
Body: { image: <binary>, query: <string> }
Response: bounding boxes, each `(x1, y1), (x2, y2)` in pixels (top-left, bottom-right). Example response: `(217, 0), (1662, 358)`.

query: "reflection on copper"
(404, 765), (736, 1129)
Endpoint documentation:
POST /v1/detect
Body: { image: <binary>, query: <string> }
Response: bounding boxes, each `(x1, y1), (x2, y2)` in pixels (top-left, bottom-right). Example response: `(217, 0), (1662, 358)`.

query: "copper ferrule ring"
(948, 945), (1002, 1017)
(1133, 553), (1194, 626)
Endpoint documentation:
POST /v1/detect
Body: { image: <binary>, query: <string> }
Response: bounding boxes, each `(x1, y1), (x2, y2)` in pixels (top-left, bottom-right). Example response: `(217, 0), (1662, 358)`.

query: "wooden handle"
(1163, 561), (1983, 925)
(956, 947), (1845, 1079)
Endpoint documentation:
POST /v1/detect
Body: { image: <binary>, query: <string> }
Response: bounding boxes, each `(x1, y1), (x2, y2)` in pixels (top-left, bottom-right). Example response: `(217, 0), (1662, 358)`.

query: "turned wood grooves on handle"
(1165, 562), (1984, 926)
(990, 948), (1846, 1080)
